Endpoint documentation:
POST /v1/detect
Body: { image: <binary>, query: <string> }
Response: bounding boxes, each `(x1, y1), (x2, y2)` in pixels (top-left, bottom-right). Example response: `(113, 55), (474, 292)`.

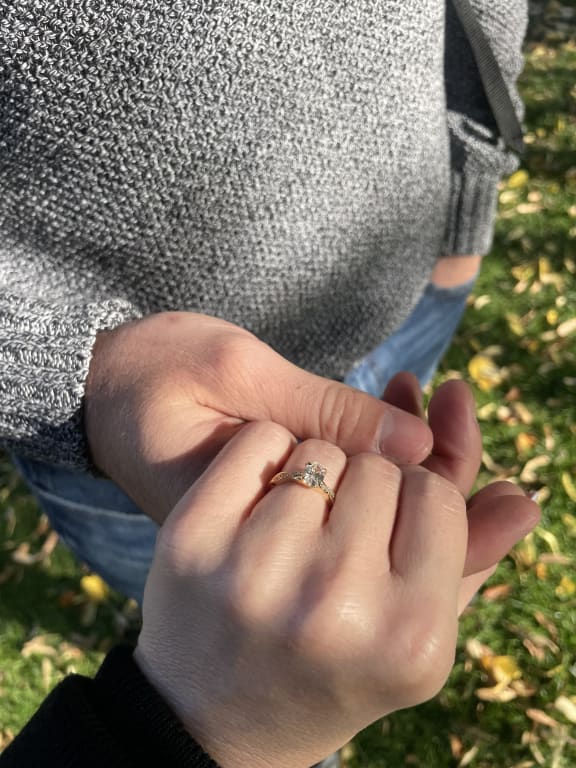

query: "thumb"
(249, 353), (433, 464)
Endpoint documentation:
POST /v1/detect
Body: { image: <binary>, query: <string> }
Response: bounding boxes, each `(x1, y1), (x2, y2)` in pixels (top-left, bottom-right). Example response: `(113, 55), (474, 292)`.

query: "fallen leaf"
(533, 611), (559, 640)
(534, 528), (560, 555)
(556, 576), (576, 599)
(516, 202), (542, 215)
(516, 432), (537, 454)
(482, 583), (512, 601)
(562, 513), (576, 536)
(508, 170), (529, 188)
(468, 354), (504, 391)
(557, 318), (576, 338)
(480, 655), (522, 684)
(450, 734), (463, 759)
(535, 562), (548, 580)
(526, 709), (562, 729)
(41, 657), (53, 692)
(512, 403), (534, 425)
(458, 745), (479, 767)
(476, 684), (517, 702)
(520, 456), (551, 483)
(80, 574), (110, 603)
(539, 553), (572, 565)
(511, 680), (537, 697)
(561, 473), (576, 503)
(555, 696), (576, 724)
(21, 636), (58, 659)
(465, 639), (494, 660)
(512, 534), (538, 569)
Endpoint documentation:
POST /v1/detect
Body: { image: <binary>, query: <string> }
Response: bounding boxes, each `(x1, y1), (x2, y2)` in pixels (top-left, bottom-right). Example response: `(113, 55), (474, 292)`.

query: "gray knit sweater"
(0, 0), (526, 467)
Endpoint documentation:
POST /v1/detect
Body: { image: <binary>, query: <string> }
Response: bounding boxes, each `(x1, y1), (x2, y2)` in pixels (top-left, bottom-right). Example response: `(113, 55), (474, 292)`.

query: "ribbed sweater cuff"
(442, 169), (500, 256)
(0, 295), (140, 468)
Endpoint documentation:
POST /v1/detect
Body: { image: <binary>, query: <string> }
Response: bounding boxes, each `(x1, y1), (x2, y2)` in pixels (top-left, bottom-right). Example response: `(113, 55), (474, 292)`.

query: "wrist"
(431, 254), (481, 288)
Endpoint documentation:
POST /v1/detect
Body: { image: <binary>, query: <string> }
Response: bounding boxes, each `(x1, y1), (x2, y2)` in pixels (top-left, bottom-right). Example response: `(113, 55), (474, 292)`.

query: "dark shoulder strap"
(451, 0), (525, 154)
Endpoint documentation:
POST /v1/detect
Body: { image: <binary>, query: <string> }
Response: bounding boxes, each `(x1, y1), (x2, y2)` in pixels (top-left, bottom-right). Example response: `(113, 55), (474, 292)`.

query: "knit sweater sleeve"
(0, 645), (220, 768)
(443, 0), (527, 256)
(0, 291), (141, 468)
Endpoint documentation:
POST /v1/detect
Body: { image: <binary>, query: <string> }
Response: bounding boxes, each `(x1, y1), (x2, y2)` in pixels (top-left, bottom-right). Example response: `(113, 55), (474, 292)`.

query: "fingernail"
(378, 410), (432, 464)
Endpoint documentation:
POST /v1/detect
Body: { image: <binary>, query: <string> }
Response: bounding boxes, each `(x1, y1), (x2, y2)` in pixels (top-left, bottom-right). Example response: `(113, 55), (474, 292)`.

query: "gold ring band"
(269, 462), (336, 507)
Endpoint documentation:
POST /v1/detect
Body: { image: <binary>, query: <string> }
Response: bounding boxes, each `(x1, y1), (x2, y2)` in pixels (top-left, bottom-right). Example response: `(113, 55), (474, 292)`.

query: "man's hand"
(84, 312), (433, 523)
(382, 372), (540, 609)
(134, 422), (539, 768)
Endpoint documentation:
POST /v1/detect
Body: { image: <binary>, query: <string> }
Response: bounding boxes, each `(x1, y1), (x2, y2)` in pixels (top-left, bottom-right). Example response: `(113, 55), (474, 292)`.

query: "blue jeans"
(13, 279), (474, 603)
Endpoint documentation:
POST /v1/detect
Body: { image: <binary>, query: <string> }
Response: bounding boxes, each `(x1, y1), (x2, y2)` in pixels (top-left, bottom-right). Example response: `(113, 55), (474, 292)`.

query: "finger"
(467, 480), (525, 508)
(464, 492), (540, 576)
(391, 466), (467, 594)
(458, 566), (498, 614)
(248, 439), (347, 538)
(422, 380), (482, 497)
(242, 349), (433, 464)
(381, 371), (425, 418)
(162, 421), (295, 565)
(327, 453), (402, 570)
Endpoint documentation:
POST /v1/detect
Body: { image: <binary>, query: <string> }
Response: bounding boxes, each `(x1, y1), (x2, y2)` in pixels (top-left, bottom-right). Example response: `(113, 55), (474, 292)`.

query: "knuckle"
(297, 438), (347, 467)
(379, 604), (457, 704)
(225, 569), (274, 627)
(316, 384), (370, 449)
(242, 419), (295, 447)
(349, 453), (402, 485)
(404, 469), (465, 513)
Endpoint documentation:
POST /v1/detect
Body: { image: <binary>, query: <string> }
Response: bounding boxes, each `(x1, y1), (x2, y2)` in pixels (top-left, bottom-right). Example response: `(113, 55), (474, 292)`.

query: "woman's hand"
(134, 419), (539, 768)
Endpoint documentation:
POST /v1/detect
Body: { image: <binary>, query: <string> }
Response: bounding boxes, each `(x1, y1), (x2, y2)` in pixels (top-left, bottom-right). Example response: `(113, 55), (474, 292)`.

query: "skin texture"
(133, 390), (539, 768)
(431, 254), (482, 287)
(84, 312), (434, 524)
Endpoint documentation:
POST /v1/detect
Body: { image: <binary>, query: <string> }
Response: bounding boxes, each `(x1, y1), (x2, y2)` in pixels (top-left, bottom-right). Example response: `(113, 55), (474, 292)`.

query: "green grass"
(1, 28), (576, 768)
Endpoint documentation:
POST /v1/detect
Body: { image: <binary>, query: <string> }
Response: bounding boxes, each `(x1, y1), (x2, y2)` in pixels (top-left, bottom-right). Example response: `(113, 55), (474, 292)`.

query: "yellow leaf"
(506, 312), (525, 336)
(80, 574), (110, 603)
(561, 473), (576, 503)
(539, 256), (552, 276)
(507, 170), (529, 189)
(515, 432), (537, 455)
(481, 655), (522, 684)
(556, 576), (576, 599)
(512, 533), (537, 569)
(546, 309), (559, 325)
(534, 527), (560, 555)
(555, 695), (576, 724)
(562, 513), (576, 536)
(468, 354), (503, 391)
(535, 562), (548, 580)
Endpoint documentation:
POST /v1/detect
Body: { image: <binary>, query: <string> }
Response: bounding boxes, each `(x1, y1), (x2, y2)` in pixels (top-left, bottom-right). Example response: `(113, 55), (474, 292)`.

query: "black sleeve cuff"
(0, 645), (220, 768)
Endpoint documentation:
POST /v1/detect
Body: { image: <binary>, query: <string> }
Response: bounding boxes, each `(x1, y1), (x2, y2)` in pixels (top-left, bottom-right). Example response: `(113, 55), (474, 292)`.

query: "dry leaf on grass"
(554, 696), (576, 724)
(526, 709), (562, 729)
(21, 635), (58, 659)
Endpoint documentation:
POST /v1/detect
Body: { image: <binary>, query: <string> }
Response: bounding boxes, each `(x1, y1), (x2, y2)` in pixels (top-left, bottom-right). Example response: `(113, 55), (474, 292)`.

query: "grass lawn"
(1, 22), (576, 768)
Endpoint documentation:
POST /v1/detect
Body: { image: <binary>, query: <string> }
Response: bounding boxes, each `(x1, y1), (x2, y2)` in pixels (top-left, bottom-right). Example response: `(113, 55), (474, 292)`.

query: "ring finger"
(246, 438), (347, 540)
